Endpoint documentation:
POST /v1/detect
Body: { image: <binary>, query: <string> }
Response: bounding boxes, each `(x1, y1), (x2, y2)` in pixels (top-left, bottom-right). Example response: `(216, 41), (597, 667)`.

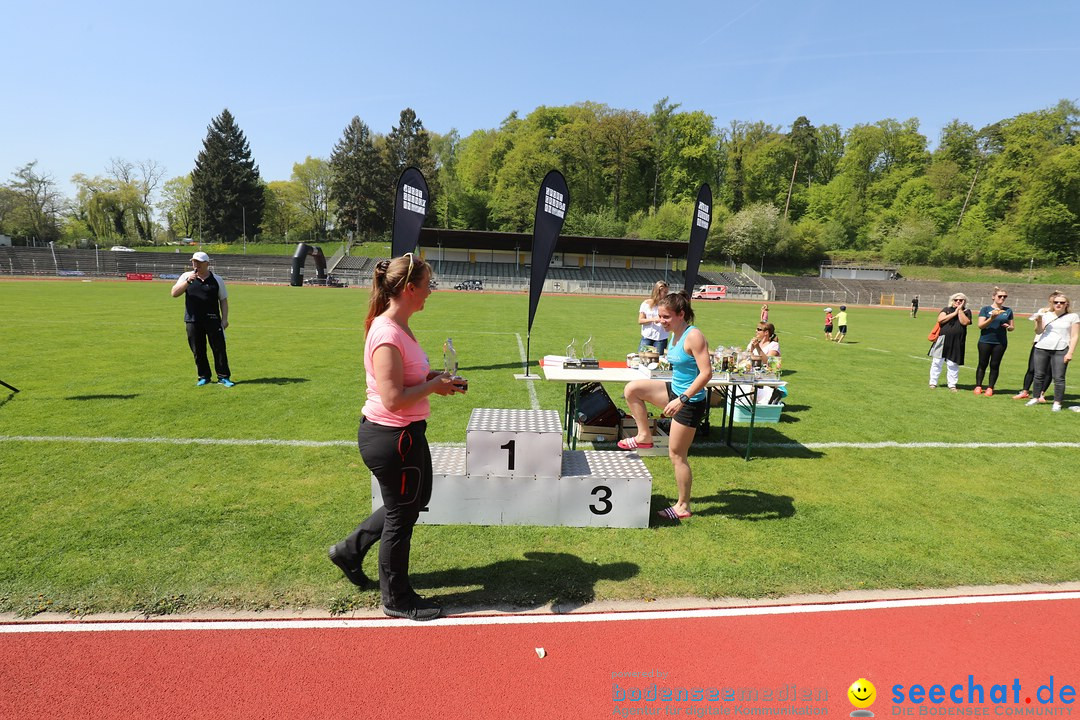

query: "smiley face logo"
(848, 678), (876, 709)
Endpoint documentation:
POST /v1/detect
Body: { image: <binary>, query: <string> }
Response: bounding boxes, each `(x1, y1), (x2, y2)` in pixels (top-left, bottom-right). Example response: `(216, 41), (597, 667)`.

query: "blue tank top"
(668, 325), (706, 402)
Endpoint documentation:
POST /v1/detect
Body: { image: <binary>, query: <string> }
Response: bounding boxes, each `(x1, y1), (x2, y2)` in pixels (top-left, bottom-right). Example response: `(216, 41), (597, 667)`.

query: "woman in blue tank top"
(619, 291), (712, 521)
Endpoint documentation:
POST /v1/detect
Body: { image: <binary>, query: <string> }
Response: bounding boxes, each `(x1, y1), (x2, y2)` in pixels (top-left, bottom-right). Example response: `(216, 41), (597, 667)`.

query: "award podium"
(371, 408), (653, 528)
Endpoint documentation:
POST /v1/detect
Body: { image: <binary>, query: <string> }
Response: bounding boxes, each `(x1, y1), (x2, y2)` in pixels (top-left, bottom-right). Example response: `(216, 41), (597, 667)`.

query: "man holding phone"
(170, 251), (235, 387)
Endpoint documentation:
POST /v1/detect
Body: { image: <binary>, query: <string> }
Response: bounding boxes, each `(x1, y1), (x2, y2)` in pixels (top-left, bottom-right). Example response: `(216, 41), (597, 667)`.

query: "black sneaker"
(328, 543), (370, 588)
(382, 597), (443, 621)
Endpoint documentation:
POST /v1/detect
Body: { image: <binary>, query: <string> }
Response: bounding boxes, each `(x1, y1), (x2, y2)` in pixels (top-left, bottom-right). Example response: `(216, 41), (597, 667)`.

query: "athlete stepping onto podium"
(329, 254), (465, 621)
(619, 291), (712, 521)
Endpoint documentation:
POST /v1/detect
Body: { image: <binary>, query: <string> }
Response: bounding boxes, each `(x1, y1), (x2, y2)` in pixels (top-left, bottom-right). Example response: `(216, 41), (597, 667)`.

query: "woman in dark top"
(973, 287), (1014, 396)
(928, 292), (972, 392)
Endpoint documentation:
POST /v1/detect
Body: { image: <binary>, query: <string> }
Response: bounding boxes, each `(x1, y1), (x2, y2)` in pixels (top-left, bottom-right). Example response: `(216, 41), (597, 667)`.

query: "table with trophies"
(541, 338), (787, 460)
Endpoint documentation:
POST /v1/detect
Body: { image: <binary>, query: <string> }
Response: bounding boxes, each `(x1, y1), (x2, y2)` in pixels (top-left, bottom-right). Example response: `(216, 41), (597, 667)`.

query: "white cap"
(824, 307), (833, 312)
(191, 251), (210, 263)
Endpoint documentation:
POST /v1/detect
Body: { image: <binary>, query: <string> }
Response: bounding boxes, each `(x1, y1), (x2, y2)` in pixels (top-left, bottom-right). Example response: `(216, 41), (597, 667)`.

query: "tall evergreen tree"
(190, 109), (265, 242)
(329, 116), (390, 238)
(385, 108), (437, 212)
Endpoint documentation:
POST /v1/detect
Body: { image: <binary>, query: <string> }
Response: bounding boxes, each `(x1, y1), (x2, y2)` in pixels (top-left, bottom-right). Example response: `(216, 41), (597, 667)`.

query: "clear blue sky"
(5, 0), (1079, 198)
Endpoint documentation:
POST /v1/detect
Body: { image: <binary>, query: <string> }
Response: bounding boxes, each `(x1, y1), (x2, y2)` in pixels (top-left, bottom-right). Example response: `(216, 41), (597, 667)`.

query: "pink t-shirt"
(362, 315), (431, 426)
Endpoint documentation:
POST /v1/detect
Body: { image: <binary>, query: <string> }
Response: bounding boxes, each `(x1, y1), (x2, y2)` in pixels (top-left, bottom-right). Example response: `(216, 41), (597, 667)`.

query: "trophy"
(443, 338), (468, 391)
(563, 338), (582, 368)
(580, 336), (600, 369)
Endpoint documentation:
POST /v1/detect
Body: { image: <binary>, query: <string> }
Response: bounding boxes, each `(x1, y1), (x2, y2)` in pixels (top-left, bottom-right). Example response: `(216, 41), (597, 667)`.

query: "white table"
(541, 363), (787, 460)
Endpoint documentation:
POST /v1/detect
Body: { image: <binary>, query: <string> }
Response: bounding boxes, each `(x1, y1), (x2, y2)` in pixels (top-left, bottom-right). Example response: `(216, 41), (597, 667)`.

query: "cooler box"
(732, 403), (783, 423)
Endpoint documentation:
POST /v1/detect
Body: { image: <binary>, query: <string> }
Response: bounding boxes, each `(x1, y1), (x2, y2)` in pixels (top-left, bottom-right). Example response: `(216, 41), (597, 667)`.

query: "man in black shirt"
(171, 251), (234, 386)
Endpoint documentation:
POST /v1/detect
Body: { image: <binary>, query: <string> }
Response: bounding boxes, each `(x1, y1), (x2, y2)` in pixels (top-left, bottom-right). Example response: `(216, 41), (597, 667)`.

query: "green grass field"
(1, 279), (1078, 617)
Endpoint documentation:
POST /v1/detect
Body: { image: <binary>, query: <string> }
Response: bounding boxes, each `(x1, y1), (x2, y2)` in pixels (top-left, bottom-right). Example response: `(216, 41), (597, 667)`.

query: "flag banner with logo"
(527, 170), (570, 334)
(683, 183), (712, 296)
(391, 167), (429, 258)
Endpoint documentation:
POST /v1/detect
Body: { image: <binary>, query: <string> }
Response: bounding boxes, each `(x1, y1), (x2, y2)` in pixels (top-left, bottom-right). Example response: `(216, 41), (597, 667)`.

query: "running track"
(2, 591), (1078, 718)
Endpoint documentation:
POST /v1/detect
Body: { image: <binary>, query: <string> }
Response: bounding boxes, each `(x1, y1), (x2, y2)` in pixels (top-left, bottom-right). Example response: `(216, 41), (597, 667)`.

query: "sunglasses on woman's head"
(395, 252), (415, 289)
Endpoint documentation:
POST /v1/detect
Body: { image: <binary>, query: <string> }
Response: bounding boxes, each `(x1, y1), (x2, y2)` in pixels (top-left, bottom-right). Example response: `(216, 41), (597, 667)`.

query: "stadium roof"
(418, 228), (689, 258)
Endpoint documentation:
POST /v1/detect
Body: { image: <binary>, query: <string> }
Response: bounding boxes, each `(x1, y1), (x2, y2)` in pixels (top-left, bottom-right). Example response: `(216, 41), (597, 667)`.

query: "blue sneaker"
(196, 378), (210, 387)
(219, 377), (236, 388)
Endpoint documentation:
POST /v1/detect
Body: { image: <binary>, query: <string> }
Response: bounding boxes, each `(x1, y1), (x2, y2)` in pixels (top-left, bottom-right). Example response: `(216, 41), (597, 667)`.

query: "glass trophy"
(443, 338), (467, 391)
(563, 338), (582, 368)
(580, 336), (599, 368)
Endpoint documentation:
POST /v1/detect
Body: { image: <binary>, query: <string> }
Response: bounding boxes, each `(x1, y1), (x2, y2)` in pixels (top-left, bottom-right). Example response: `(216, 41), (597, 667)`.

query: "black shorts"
(666, 383), (708, 428)
(824, 324), (834, 333)
(838, 325), (847, 333)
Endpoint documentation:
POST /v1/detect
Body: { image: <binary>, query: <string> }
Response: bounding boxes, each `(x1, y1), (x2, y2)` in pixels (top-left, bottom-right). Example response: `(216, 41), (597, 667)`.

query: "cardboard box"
(575, 424), (619, 442)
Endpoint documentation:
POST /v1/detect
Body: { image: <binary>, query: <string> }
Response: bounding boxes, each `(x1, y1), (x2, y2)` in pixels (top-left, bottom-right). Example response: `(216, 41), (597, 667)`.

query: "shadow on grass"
(691, 426), (824, 460)
(238, 377), (310, 385)
(411, 551), (639, 612)
(693, 488), (796, 521)
(0, 391), (15, 410)
(66, 394), (139, 401)
(463, 361), (526, 372)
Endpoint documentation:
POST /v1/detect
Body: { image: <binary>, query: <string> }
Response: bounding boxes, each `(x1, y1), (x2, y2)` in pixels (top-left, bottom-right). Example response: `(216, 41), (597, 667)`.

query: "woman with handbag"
(928, 293), (972, 392)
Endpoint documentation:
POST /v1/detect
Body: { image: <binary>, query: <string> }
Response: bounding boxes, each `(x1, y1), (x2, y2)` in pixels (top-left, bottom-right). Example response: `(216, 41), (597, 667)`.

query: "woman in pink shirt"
(329, 253), (464, 621)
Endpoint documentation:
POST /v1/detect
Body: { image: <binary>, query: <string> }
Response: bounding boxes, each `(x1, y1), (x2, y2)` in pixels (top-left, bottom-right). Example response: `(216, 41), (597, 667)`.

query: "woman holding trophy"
(620, 291), (712, 521)
(328, 253), (465, 621)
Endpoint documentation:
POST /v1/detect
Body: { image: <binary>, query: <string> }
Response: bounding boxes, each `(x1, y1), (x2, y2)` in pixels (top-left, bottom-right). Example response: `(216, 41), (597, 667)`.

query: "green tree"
(385, 108), (437, 213)
(158, 175), (194, 240)
(291, 156), (333, 239)
(329, 116), (390, 238)
(262, 180), (306, 242)
(8, 161), (63, 243)
(189, 108), (265, 243)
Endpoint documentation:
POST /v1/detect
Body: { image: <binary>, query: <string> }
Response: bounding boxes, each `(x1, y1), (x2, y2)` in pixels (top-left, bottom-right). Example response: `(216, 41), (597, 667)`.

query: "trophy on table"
(563, 338), (582, 368)
(580, 335), (600, 369)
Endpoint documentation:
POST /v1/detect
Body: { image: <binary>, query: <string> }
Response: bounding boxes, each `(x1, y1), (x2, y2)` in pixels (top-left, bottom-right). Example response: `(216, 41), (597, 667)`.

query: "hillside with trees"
(3, 99), (1079, 271)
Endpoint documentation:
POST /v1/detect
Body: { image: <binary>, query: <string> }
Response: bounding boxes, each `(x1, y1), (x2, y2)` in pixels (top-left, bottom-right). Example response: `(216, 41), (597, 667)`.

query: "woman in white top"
(748, 322), (781, 360)
(1027, 292), (1080, 411)
(638, 281), (671, 353)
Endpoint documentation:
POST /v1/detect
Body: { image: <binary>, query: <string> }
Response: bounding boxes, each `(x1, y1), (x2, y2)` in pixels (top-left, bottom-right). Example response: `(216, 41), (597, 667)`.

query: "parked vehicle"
(109, 245), (135, 252)
(692, 284), (727, 300)
(454, 279), (484, 291)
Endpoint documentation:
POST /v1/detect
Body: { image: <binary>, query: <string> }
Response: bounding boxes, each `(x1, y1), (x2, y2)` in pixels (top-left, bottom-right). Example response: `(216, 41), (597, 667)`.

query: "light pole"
(242, 206), (247, 253)
(664, 253), (670, 286)
(591, 249), (598, 283)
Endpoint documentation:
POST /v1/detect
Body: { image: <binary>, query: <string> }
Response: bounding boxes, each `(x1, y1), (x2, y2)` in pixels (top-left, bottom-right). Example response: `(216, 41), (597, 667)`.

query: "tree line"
(3, 99), (1079, 268)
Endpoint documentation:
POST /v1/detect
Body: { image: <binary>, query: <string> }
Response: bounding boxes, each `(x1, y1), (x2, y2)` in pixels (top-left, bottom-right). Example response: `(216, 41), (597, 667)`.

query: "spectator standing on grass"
(928, 292), (971, 392)
(911, 296), (919, 318)
(620, 291), (712, 522)
(637, 281), (671, 353)
(973, 287), (1014, 396)
(1026, 292), (1080, 412)
(170, 251), (234, 387)
(1013, 291), (1063, 401)
(328, 253), (466, 621)
(823, 307), (834, 341)
(760, 304), (769, 324)
(834, 306), (848, 343)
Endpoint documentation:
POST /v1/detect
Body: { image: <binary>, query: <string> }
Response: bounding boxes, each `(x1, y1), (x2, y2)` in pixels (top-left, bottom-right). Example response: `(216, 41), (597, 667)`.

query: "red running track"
(2, 593), (1078, 719)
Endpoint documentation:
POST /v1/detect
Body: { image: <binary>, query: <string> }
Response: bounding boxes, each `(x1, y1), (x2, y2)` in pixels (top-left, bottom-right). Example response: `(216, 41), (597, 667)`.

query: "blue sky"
(5, 0), (1079, 198)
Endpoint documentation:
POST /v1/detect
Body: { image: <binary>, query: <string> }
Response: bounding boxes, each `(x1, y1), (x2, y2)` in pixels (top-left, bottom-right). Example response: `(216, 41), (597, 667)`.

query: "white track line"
(4, 436), (1075, 453)
(4, 436), (1080, 451)
(2, 590), (1078, 633)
